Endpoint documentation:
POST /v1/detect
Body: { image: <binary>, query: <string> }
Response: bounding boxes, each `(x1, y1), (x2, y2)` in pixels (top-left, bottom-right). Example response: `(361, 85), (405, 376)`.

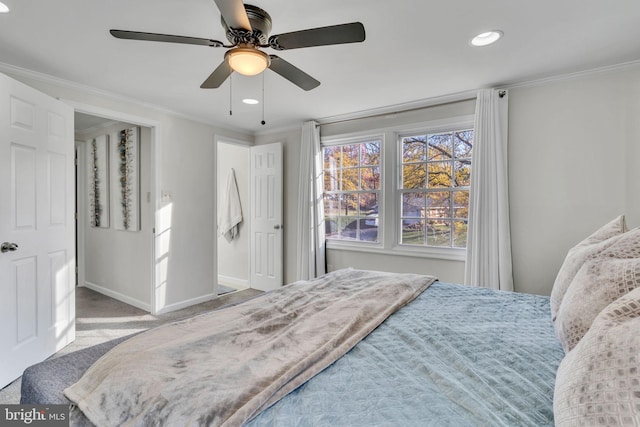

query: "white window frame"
(323, 115), (473, 261)
(394, 122), (473, 259)
(323, 133), (385, 250)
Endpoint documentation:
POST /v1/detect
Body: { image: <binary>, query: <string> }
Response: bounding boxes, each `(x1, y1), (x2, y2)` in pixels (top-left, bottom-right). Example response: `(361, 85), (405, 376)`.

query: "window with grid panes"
(399, 129), (473, 248)
(323, 140), (381, 242)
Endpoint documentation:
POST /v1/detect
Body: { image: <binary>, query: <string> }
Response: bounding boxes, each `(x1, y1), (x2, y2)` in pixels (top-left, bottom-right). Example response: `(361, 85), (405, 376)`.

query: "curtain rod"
(316, 89), (506, 128)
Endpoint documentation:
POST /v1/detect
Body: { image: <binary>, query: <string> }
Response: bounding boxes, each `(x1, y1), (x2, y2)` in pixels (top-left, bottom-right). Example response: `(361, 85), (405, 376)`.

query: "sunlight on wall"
(155, 202), (173, 311)
(53, 257), (74, 349)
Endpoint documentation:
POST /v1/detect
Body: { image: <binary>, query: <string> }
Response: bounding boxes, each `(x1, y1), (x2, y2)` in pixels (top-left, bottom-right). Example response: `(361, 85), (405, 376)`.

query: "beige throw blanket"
(64, 269), (436, 426)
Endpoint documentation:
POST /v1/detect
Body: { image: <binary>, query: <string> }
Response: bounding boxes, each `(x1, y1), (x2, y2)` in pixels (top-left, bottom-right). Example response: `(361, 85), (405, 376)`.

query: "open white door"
(0, 73), (75, 388)
(250, 143), (283, 291)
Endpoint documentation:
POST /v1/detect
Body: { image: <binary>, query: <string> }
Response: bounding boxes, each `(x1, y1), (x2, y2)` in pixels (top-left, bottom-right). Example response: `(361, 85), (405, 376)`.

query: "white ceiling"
(1, 0), (639, 134)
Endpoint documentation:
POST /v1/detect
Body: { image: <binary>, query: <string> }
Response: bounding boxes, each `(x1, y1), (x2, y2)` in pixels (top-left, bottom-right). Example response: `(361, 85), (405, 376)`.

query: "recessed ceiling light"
(0, 2), (10, 13)
(242, 98), (259, 105)
(471, 30), (503, 47)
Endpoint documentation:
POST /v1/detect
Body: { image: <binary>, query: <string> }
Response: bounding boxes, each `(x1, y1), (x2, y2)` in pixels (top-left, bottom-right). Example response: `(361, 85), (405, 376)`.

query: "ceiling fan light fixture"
(0, 2), (10, 13)
(471, 30), (503, 47)
(227, 47), (270, 76)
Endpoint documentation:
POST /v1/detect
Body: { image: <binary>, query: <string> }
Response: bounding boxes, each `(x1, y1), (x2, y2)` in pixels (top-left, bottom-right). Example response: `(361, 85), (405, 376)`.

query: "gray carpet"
(0, 285), (262, 404)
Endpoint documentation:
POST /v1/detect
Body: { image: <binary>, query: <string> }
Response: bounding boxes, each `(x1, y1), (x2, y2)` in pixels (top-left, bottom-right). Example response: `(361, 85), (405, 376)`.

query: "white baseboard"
(155, 292), (217, 315)
(82, 281), (151, 312)
(218, 275), (249, 290)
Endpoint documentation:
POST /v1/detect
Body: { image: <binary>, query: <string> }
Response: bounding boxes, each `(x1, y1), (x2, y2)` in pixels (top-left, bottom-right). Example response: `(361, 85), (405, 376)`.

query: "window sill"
(326, 239), (466, 262)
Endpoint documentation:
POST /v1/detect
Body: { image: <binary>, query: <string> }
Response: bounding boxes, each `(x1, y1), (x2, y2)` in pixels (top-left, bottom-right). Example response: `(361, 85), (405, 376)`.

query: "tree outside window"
(323, 140), (381, 242)
(400, 129), (473, 248)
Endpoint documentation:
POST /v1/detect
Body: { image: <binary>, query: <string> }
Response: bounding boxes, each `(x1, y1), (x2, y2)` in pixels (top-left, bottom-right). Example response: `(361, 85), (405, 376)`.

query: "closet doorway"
(216, 139), (251, 293)
(75, 109), (157, 313)
(215, 139), (284, 293)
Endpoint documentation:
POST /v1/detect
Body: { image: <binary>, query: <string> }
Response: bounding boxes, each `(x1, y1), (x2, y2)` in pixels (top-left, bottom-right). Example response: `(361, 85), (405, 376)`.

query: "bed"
(20, 217), (640, 426)
(22, 269), (563, 426)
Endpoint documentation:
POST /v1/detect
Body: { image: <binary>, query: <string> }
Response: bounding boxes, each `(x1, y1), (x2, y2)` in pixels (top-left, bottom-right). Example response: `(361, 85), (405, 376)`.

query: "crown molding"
(315, 59), (640, 127)
(316, 90), (478, 126)
(503, 59), (640, 91)
(0, 61), (250, 137)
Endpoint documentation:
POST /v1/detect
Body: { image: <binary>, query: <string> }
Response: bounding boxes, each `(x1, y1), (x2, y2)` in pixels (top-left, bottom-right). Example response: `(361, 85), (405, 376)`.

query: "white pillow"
(554, 287), (640, 426)
(555, 227), (640, 352)
(550, 215), (627, 322)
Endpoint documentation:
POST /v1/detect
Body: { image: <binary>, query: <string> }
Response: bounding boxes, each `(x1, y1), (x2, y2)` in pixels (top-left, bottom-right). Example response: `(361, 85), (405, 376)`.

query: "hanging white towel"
(218, 168), (243, 242)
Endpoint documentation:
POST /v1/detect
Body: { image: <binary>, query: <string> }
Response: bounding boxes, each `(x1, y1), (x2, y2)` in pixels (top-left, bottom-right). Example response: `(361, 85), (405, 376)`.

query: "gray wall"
(8, 60), (639, 301)
(256, 63), (640, 295)
(508, 64), (640, 295)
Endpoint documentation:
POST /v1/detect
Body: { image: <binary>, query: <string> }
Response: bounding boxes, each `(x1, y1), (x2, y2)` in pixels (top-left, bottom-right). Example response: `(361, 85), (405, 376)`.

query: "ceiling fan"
(110, 0), (366, 91)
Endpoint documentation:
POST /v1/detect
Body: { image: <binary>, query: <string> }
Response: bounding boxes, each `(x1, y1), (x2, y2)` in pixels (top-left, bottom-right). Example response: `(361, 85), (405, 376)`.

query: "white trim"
(154, 293), (217, 315)
(218, 275), (249, 289)
(0, 61), (244, 135)
(321, 134), (385, 247)
(394, 115), (475, 139)
(502, 59), (640, 91)
(316, 60), (640, 128)
(82, 282), (151, 312)
(317, 90), (478, 126)
(323, 115), (476, 258)
(68, 101), (163, 315)
(321, 132), (385, 147)
(75, 141), (87, 291)
(66, 100), (161, 129)
(393, 119), (475, 251)
(4, 57), (640, 138)
(326, 241), (466, 262)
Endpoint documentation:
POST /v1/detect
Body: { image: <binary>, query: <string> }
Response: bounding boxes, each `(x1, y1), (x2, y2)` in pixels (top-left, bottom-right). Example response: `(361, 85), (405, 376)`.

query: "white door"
(250, 143), (283, 291)
(0, 73), (75, 388)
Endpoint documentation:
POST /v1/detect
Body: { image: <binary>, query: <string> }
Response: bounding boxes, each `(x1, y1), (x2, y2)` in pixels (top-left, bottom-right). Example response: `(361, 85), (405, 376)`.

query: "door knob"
(1, 242), (19, 253)
(273, 225), (284, 230)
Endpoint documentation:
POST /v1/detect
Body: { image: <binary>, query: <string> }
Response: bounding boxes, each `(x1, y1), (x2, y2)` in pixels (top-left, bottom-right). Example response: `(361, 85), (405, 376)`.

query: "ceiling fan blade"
(268, 55), (320, 91)
(110, 30), (224, 47)
(214, 0), (252, 31)
(200, 60), (233, 88)
(269, 22), (365, 50)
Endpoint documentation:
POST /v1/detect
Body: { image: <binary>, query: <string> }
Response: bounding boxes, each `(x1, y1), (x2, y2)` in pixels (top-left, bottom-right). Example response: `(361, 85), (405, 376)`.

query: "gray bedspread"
(64, 269), (435, 426)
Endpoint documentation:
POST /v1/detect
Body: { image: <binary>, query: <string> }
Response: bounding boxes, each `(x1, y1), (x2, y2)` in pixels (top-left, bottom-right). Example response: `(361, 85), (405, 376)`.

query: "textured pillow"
(550, 215), (627, 321)
(555, 227), (640, 352)
(554, 287), (640, 426)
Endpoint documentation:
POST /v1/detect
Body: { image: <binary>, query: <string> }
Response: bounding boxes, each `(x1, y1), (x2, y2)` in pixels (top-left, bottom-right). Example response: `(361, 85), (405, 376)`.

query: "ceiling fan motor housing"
(222, 4), (272, 45)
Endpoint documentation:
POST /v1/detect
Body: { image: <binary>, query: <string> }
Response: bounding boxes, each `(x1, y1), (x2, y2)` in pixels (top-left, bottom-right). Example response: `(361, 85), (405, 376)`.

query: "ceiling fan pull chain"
(229, 73), (233, 116)
(261, 72), (266, 125)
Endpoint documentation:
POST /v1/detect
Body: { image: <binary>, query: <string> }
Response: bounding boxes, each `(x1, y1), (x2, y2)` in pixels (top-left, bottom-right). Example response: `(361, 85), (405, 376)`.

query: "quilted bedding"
(248, 281), (564, 426)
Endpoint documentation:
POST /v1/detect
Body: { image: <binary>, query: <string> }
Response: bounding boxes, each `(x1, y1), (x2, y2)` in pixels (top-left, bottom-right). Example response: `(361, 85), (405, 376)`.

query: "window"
(323, 139), (381, 242)
(399, 129), (473, 248)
